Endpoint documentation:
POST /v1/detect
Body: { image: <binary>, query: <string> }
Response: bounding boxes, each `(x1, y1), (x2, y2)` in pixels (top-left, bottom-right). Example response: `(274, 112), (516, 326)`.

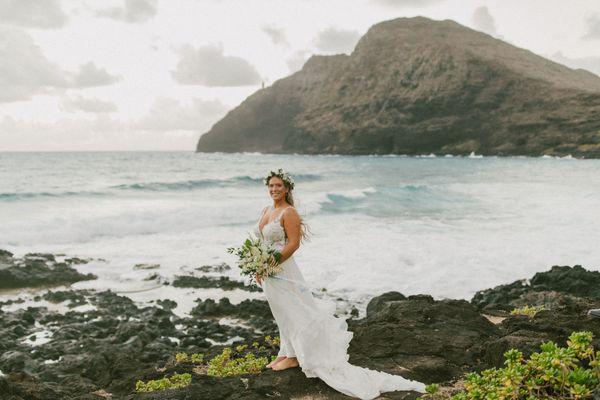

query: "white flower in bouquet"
(227, 235), (283, 286)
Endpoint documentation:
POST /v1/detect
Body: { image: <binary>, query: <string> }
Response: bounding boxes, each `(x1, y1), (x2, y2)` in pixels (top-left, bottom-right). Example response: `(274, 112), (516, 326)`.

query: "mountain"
(196, 17), (600, 157)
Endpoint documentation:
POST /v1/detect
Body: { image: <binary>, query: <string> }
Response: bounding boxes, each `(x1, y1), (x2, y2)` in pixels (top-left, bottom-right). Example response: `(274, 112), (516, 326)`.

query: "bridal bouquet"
(227, 236), (283, 285)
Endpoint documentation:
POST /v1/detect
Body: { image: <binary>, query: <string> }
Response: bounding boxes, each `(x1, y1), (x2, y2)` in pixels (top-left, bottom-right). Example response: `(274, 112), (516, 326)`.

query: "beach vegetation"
(417, 331), (600, 399)
(135, 373), (192, 392)
(206, 347), (270, 377)
(510, 305), (546, 318)
(175, 352), (204, 364)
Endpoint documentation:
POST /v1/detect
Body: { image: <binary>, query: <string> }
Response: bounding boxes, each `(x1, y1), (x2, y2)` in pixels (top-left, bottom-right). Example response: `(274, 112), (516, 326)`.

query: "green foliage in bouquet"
(417, 331), (600, 400)
(510, 305), (546, 318)
(135, 372), (192, 392)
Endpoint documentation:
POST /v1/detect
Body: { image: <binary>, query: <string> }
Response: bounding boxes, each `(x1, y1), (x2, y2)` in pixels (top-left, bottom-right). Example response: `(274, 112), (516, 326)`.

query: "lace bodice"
(254, 205), (288, 250)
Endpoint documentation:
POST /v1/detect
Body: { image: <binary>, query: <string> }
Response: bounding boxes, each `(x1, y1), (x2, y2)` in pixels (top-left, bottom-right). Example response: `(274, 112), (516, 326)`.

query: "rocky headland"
(1, 249), (599, 399)
(196, 17), (600, 158)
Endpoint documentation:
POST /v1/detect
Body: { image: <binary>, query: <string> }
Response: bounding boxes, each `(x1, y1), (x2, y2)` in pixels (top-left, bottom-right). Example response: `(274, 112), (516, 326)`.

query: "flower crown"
(263, 168), (295, 190)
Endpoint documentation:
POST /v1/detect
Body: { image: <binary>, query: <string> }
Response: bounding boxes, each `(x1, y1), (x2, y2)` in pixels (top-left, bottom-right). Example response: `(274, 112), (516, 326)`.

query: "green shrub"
(175, 352), (204, 364)
(265, 335), (281, 347)
(207, 347), (270, 377)
(135, 336), (277, 392)
(135, 373), (192, 392)
(175, 352), (188, 363)
(418, 331), (600, 400)
(510, 305), (546, 318)
(426, 383), (440, 394)
(191, 353), (204, 363)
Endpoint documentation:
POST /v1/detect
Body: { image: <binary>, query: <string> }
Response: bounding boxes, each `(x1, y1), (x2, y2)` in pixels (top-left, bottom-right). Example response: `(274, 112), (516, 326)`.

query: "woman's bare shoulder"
(282, 206), (300, 219)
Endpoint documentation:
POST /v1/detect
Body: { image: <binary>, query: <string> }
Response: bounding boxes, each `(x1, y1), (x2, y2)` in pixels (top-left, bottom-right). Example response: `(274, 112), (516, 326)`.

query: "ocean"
(1, 151), (599, 316)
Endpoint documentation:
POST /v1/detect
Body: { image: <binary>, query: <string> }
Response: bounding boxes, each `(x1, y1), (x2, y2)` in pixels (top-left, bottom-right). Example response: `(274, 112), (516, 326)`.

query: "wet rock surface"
(0, 288), (277, 398)
(126, 368), (421, 400)
(1, 251), (599, 399)
(0, 251), (96, 290)
(472, 264), (600, 312)
(482, 308), (600, 369)
(190, 297), (277, 334)
(470, 265), (600, 370)
(350, 295), (500, 383)
(195, 263), (231, 273)
(171, 275), (261, 292)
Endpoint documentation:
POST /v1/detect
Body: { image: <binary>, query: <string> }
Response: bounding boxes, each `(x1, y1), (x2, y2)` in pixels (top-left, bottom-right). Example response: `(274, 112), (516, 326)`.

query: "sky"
(1, 0), (600, 151)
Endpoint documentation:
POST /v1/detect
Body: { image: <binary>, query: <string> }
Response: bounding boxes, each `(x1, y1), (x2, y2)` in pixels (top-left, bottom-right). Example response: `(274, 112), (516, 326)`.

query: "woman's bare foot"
(266, 356), (287, 369)
(272, 356), (299, 370)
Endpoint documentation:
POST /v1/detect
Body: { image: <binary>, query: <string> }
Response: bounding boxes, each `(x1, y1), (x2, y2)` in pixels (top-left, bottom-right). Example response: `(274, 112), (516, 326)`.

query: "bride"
(253, 168), (427, 399)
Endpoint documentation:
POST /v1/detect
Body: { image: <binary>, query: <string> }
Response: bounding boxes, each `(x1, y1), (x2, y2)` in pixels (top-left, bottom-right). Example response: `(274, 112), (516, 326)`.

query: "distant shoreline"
(0, 150), (594, 159)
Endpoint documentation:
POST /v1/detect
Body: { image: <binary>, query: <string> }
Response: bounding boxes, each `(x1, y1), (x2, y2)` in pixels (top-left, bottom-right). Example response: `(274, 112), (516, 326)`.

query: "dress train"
(254, 205), (426, 399)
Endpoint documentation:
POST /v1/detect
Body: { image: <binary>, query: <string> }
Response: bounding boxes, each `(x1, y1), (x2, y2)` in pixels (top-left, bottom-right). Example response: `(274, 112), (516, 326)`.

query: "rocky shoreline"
(1, 249), (599, 399)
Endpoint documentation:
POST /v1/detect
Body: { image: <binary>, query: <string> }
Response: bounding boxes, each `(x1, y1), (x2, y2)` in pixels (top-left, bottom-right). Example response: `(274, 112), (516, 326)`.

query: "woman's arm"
(278, 207), (301, 263)
(258, 206), (269, 226)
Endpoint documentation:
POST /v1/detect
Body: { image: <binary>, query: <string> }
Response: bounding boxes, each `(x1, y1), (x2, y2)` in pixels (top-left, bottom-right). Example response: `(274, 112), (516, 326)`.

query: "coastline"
(1, 249), (599, 398)
(0, 150), (591, 159)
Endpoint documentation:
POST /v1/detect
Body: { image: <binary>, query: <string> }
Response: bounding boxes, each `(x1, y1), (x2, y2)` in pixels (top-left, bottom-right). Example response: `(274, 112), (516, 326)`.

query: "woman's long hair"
(268, 177), (311, 243)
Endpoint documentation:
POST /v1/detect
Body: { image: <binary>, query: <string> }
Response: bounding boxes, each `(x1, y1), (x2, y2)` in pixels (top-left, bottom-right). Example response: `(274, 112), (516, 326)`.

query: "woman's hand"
(256, 257), (279, 286)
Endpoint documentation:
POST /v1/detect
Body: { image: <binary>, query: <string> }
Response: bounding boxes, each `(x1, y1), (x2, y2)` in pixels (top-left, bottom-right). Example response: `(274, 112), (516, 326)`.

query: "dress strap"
(274, 206), (290, 222)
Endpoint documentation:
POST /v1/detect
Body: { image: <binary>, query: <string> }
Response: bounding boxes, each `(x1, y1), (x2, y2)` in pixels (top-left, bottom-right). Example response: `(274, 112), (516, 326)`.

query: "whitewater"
(1, 151), (599, 316)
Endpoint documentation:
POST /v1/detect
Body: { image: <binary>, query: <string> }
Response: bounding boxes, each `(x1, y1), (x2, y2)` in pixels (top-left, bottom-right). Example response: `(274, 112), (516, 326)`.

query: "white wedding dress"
(254, 205), (427, 399)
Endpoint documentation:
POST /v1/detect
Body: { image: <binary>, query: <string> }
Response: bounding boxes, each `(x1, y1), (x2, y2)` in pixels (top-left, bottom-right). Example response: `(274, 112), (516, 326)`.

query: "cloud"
(371, 0), (444, 8)
(261, 24), (288, 46)
(0, 27), (69, 102)
(472, 6), (497, 36)
(60, 96), (118, 113)
(95, 0), (157, 23)
(70, 62), (121, 88)
(0, 97), (231, 151)
(549, 51), (600, 77)
(582, 14), (600, 40)
(0, 0), (68, 29)
(0, 28), (121, 103)
(134, 97), (228, 131)
(314, 28), (360, 54)
(171, 44), (262, 87)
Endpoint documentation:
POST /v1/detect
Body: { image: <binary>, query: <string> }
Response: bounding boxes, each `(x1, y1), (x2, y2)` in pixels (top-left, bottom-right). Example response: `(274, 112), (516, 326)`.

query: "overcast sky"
(1, 0), (600, 151)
